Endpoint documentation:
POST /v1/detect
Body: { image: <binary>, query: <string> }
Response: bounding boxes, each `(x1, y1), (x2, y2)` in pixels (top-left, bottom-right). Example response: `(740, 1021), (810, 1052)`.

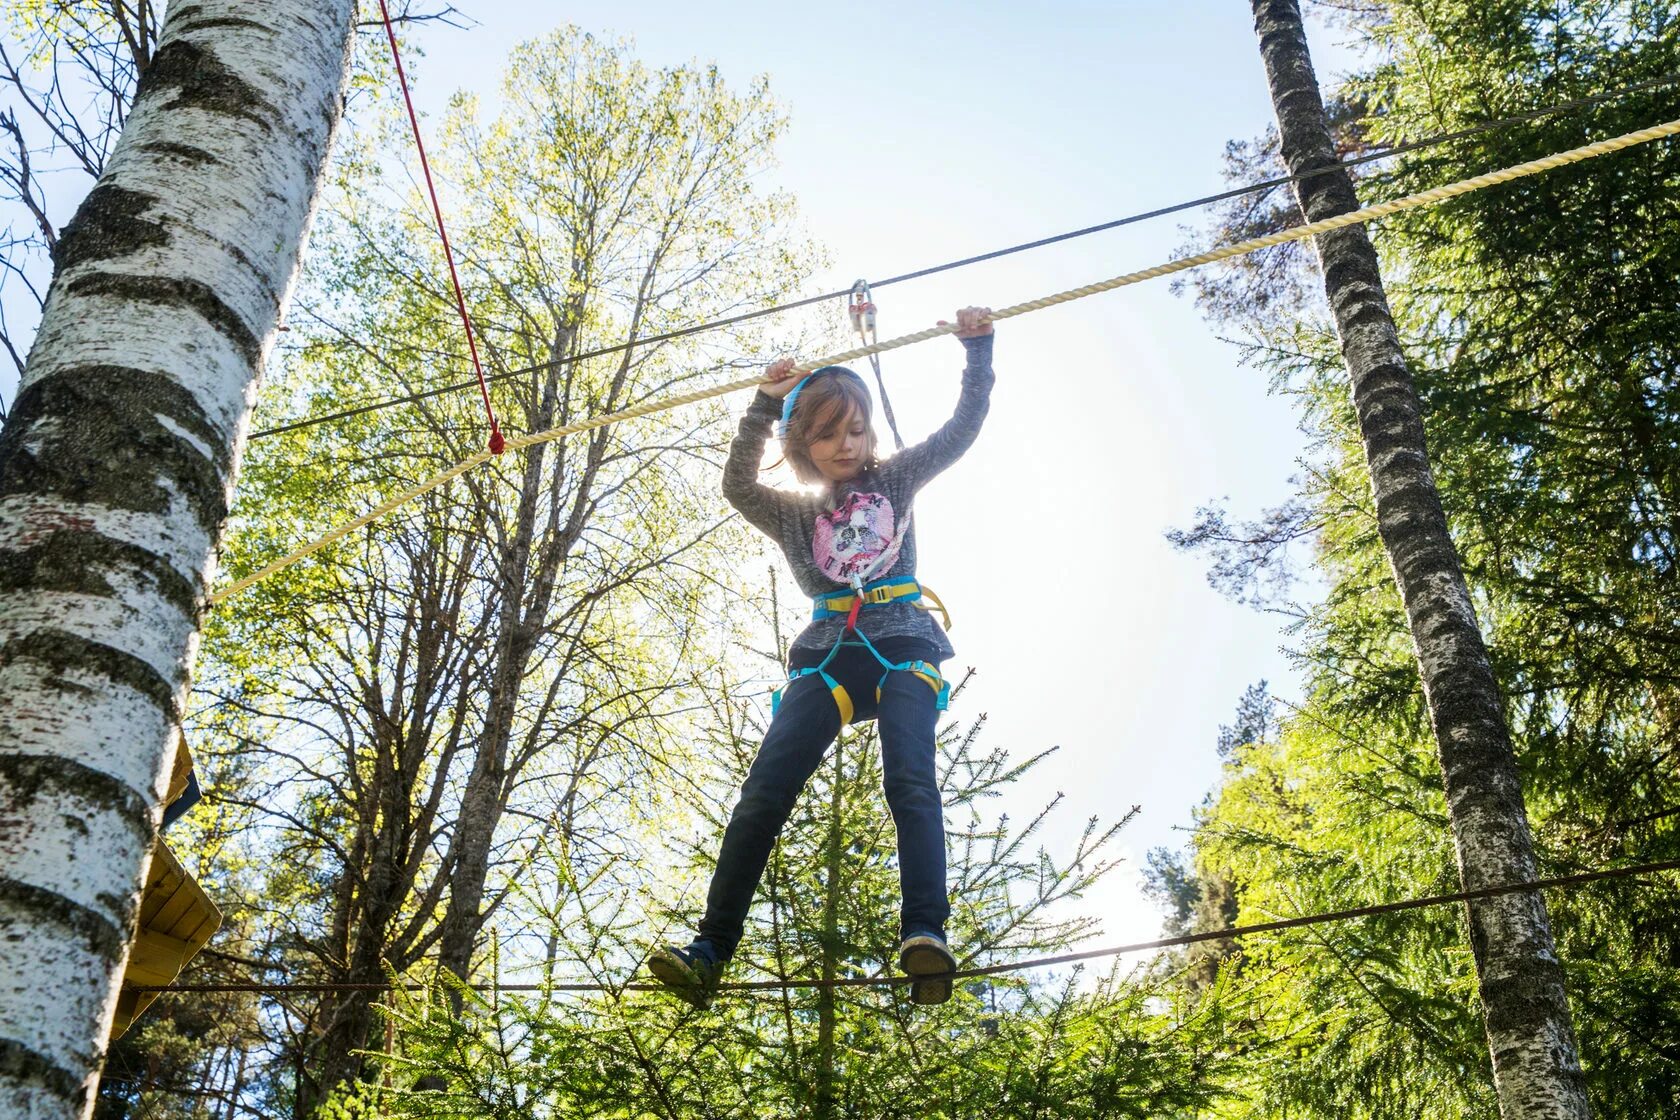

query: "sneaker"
(647, 940), (725, 1009)
(898, 931), (956, 1006)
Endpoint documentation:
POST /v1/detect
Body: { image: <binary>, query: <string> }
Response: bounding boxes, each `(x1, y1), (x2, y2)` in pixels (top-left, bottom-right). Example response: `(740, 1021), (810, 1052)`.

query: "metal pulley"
(848, 279), (877, 336)
(848, 279), (904, 450)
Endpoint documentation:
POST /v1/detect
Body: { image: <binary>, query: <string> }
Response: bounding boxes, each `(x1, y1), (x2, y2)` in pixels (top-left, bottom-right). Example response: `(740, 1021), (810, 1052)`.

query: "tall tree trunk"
(431, 437), (552, 987)
(303, 891), (397, 1118)
(0, 4), (355, 1117)
(1247, 3), (1589, 1116)
(433, 311), (595, 989)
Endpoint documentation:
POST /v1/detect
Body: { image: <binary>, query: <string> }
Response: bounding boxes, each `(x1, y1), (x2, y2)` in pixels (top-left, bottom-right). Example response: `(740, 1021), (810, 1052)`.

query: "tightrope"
(133, 857), (1680, 995)
(210, 117), (1680, 607)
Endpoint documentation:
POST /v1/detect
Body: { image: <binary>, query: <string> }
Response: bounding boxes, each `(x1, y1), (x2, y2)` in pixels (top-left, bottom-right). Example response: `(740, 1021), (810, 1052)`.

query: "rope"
(130, 856), (1680, 996)
(376, 0), (504, 455)
(210, 116), (1680, 607)
(247, 70), (1680, 441)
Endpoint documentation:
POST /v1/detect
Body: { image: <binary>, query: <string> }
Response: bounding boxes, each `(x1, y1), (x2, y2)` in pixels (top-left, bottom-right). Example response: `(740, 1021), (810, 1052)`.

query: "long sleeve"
(885, 333), (995, 492)
(721, 388), (789, 539)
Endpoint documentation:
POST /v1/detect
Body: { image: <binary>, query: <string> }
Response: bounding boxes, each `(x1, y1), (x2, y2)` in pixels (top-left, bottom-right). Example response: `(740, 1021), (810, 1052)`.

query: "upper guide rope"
(209, 116), (1680, 607)
(247, 69), (1680, 441)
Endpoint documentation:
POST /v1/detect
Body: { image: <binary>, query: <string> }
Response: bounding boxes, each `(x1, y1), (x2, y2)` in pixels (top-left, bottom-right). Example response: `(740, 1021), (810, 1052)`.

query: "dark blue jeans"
(697, 636), (949, 958)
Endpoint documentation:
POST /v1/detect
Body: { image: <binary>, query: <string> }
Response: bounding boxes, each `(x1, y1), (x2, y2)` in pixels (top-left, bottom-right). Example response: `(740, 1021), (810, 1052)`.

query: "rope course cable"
(131, 857), (1680, 996)
(248, 69), (1680, 441)
(209, 115), (1680, 607)
(376, 0), (505, 454)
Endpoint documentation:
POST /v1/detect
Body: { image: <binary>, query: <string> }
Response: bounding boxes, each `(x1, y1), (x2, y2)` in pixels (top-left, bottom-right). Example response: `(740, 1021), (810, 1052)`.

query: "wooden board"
(164, 733), (193, 808)
(111, 808), (222, 1038)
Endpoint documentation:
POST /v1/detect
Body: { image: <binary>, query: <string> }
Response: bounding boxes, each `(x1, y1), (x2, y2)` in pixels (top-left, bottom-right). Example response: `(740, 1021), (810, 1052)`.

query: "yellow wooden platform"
(111, 736), (222, 1038)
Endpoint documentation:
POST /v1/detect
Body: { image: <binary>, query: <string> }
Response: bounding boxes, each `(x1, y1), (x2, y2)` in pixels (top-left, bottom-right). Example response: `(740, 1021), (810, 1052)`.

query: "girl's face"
(805, 402), (869, 483)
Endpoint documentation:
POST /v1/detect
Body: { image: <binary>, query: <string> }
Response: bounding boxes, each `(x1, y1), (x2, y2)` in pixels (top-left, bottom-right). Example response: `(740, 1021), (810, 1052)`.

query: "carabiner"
(848, 278), (877, 336)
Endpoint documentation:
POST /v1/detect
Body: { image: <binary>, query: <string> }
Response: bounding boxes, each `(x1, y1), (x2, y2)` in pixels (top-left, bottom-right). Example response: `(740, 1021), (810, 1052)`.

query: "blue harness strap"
(772, 579), (951, 725)
(810, 574), (922, 620)
(849, 626), (951, 713)
(775, 633), (856, 725)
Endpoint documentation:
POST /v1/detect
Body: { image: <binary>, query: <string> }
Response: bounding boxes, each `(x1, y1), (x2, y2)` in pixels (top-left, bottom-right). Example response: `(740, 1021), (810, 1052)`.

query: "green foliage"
(350, 686), (1233, 1119)
(54, 1), (1680, 1113)
(183, 24), (822, 1116)
(1163, 1), (1680, 1115)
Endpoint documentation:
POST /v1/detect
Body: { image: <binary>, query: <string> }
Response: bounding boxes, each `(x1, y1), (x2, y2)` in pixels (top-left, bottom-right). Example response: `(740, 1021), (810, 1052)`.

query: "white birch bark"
(1247, 3), (1590, 1117)
(0, 3), (355, 1116)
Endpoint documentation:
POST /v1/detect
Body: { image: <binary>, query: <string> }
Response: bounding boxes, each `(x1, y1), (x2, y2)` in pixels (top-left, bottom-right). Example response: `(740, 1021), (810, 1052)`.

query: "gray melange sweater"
(723, 334), (995, 660)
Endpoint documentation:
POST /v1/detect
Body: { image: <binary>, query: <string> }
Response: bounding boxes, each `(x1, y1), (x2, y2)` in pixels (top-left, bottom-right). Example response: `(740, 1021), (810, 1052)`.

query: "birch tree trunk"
(0, 3), (354, 1117)
(1247, 3), (1589, 1116)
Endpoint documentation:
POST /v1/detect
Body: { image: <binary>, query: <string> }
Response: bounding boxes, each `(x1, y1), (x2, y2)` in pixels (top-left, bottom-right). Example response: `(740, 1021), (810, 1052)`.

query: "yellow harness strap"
(912, 584), (952, 631)
(829, 681), (855, 726)
(812, 581), (955, 631)
(827, 667), (946, 726)
(813, 579), (922, 614)
(873, 668), (945, 708)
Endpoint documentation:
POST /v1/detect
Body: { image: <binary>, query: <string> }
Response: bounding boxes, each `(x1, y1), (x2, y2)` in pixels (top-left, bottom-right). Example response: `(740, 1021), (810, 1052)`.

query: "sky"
(1, 2), (1372, 958)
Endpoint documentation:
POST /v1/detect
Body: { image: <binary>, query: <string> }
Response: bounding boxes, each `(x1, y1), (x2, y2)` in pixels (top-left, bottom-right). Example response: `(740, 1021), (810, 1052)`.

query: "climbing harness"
(772, 574), (951, 725)
(772, 495), (953, 725)
(850, 279), (905, 450)
(811, 575), (951, 631)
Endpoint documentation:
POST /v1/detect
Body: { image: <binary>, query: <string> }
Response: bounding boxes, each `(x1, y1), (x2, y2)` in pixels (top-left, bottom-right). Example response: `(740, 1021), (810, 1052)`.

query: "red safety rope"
(376, 1), (505, 454)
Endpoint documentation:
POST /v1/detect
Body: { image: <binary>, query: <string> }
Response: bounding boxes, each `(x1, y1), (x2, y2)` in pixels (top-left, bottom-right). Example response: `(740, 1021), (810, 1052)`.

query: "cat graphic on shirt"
(813, 491), (902, 583)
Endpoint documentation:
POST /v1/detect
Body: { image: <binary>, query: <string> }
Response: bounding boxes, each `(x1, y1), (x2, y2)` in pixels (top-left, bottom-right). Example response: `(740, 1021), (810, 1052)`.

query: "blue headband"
(776, 365), (864, 439)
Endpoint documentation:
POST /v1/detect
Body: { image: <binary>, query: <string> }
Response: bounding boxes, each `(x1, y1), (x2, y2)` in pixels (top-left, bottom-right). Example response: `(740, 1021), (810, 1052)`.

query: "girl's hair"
(783, 369), (878, 484)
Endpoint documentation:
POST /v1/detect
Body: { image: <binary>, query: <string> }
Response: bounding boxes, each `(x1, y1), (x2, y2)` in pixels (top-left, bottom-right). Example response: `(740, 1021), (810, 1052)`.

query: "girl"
(648, 306), (995, 1009)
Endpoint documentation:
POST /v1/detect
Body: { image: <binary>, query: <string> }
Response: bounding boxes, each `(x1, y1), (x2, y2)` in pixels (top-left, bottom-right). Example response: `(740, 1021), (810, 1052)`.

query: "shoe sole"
(899, 941), (956, 1006)
(647, 950), (714, 1010)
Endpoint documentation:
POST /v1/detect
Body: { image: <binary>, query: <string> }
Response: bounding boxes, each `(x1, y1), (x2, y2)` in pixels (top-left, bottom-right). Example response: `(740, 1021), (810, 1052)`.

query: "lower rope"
(133, 856), (1680, 996)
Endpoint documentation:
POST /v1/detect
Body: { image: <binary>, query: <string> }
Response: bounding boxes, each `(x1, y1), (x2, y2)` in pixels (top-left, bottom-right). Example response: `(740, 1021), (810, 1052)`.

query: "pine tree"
(360, 680), (1231, 1118)
(1245, 1), (1588, 1114)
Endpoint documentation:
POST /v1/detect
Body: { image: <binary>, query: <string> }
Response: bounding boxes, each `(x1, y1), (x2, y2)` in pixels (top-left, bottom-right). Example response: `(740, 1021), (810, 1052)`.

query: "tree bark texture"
(1247, 4), (1589, 1117)
(0, 3), (354, 1117)
(432, 316), (591, 988)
